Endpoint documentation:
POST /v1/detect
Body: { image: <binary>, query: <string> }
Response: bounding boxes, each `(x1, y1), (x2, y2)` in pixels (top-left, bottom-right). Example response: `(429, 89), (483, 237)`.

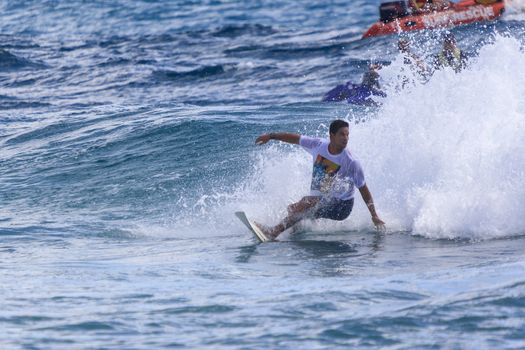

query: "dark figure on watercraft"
(433, 32), (468, 72)
(399, 33), (468, 79)
(324, 33), (467, 103)
(322, 64), (386, 106)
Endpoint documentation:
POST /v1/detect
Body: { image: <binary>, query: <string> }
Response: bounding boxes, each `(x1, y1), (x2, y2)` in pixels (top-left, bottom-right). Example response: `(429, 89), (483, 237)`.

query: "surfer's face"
(330, 127), (349, 150)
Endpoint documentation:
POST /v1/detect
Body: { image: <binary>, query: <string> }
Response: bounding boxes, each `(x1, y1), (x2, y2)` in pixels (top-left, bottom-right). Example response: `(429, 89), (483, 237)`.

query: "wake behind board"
(235, 211), (271, 243)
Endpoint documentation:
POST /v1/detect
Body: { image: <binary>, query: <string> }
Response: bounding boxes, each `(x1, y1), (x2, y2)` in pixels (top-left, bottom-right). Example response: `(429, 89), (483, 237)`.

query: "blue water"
(2, 0), (525, 348)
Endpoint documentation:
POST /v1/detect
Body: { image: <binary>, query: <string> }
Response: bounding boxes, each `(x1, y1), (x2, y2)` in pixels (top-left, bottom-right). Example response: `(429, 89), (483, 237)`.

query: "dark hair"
(329, 120), (349, 135)
(444, 32), (456, 44)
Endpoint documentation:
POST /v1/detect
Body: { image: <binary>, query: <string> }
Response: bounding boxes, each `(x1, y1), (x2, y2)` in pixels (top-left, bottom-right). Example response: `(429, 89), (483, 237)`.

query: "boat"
(363, 0), (505, 38)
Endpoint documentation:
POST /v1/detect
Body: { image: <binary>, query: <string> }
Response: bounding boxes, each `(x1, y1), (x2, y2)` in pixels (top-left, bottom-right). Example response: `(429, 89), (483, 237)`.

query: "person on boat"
(322, 64), (386, 105)
(433, 33), (468, 72)
(378, 0), (411, 22)
(253, 119), (385, 239)
(409, 0), (452, 13)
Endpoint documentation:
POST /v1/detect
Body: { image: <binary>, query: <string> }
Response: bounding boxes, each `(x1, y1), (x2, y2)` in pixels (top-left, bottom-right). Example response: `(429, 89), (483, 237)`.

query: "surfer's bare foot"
(253, 221), (276, 240)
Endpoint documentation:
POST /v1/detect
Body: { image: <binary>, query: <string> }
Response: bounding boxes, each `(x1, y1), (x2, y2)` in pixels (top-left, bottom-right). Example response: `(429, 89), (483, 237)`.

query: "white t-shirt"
(300, 136), (365, 200)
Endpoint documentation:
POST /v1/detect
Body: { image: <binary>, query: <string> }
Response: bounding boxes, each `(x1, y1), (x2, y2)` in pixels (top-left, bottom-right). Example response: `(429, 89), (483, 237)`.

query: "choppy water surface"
(2, 0), (525, 348)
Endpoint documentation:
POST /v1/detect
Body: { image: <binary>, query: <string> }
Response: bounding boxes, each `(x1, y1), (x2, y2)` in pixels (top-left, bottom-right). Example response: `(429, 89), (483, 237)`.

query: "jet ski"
(323, 65), (386, 105)
(322, 82), (386, 106)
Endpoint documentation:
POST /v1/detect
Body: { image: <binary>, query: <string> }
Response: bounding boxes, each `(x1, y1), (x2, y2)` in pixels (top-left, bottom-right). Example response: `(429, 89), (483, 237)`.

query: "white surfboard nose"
(235, 211), (270, 243)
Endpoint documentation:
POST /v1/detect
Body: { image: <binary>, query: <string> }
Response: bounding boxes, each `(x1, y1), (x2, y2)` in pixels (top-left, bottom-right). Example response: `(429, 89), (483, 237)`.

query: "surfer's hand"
(255, 134), (271, 145)
(372, 216), (385, 231)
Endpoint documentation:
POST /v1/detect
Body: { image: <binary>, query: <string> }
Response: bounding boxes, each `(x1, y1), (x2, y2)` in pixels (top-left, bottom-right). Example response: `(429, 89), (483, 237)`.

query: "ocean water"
(2, 0), (525, 348)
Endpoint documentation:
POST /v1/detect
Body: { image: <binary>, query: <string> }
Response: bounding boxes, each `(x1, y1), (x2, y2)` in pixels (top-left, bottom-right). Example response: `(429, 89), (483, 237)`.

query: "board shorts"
(311, 197), (354, 221)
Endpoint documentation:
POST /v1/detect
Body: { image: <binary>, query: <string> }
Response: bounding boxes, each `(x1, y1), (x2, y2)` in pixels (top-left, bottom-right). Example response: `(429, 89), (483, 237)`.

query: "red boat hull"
(363, 0), (505, 38)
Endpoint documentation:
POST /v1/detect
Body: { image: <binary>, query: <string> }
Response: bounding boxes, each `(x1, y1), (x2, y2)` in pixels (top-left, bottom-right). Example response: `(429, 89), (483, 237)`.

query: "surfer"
(254, 119), (385, 239)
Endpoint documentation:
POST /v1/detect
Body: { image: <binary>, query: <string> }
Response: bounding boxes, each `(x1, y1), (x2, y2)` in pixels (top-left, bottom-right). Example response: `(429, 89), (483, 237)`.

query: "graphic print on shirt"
(311, 154), (341, 194)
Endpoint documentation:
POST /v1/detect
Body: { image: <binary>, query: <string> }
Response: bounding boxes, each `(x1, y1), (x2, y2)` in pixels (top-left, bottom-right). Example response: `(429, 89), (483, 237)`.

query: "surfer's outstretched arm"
(255, 132), (300, 145)
(358, 184), (386, 230)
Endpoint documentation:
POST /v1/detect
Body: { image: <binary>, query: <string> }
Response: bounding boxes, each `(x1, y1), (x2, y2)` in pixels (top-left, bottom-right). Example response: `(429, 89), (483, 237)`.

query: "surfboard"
(235, 211), (271, 243)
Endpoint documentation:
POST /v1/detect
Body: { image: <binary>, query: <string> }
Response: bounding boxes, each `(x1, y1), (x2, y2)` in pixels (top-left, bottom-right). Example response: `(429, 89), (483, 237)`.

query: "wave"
(224, 38), (357, 59)
(173, 35), (525, 241)
(0, 100), (51, 110)
(0, 95), (51, 110)
(153, 64), (236, 81)
(210, 24), (277, 38)
(0, 111), (256, 232)
(356, 34), (525, 239)
(0, 49), (46, 71)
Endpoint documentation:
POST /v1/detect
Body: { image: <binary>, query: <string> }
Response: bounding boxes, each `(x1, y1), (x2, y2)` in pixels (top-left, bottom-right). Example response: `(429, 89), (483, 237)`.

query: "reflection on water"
(235, 229), (385, 276)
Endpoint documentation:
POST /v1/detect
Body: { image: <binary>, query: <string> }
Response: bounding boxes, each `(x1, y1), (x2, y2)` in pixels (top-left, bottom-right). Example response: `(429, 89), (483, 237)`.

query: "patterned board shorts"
(311, 197), (354, 221)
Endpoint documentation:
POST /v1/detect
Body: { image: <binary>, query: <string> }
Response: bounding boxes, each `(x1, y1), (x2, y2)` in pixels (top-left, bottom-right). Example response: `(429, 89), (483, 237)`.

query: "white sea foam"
(356, 34), (525, 239)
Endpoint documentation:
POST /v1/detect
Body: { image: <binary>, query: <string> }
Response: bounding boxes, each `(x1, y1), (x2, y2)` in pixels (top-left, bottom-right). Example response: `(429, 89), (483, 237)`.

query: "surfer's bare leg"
(263, 196), (320, 239)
